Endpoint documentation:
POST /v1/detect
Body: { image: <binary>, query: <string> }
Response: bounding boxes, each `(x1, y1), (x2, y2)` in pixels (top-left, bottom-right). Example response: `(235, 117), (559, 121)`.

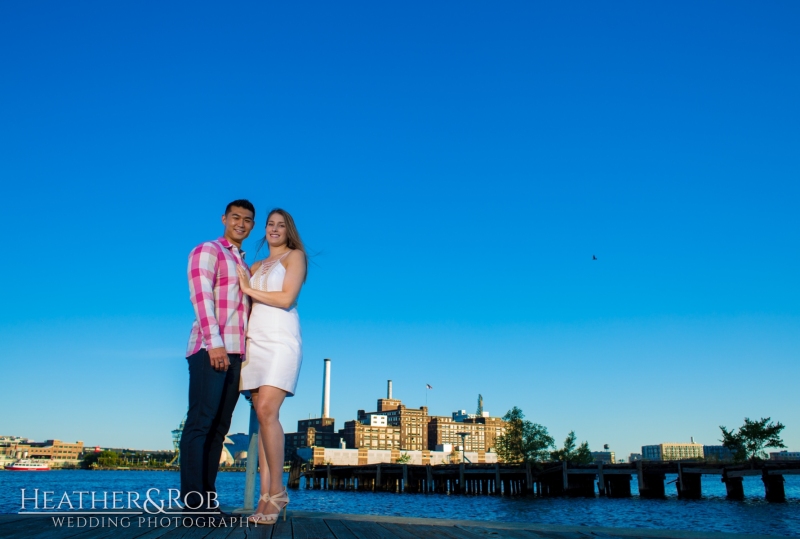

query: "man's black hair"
(225, 199), (256, 218)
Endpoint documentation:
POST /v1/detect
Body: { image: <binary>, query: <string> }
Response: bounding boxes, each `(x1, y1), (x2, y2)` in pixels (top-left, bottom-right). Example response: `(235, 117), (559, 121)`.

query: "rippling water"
(1, 470), (798, 537)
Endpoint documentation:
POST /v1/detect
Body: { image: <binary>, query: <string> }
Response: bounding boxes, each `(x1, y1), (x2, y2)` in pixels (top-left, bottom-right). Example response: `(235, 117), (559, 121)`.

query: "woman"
(236, 208), (307, 525)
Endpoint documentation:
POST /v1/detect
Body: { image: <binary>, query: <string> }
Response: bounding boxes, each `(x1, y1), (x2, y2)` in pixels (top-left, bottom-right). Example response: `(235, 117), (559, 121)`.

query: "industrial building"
(642, 441), (704, 461)
(427, 412), (506, 453)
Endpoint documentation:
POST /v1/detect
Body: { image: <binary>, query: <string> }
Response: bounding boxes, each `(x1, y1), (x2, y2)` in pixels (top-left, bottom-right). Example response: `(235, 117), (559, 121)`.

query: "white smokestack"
(387, 380), (393, 399)
(322, 358), (331, 418)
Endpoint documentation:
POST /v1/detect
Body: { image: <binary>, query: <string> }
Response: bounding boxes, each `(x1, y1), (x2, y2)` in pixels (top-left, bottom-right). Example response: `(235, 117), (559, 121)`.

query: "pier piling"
(722, 469), (744, 500)
(296, 460), (799, 503)
(762, 470), (786, 502)
(676, 464), (702, 499)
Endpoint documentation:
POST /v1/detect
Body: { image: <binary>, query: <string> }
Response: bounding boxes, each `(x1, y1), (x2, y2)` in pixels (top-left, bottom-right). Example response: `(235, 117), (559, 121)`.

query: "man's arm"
(188, 243), (229, 371)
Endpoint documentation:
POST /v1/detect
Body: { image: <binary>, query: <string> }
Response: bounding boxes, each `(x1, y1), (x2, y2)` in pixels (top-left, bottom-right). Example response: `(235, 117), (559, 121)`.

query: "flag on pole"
(426, 384), (433, 389)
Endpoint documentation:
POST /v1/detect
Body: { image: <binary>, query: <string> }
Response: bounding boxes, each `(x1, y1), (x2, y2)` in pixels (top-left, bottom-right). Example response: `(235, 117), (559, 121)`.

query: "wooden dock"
(297, 461), (800, 502)
(0, 511), (782, 539)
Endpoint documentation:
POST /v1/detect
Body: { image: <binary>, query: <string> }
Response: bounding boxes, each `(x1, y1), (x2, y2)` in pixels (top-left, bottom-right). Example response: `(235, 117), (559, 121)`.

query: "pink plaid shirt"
(186, 237), (251, 356)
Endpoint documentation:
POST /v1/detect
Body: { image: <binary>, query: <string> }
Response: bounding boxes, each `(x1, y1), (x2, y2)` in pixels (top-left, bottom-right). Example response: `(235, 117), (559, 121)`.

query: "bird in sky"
(592, 255), (597, 260)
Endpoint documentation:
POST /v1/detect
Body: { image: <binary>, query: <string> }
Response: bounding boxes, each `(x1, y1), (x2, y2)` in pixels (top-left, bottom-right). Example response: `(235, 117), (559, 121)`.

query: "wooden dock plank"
(0, 515), (180, 539)
(76, 519), (163, 539)
(0, 514), (30, 526)
(157, 521), (208, 539)
(0, 516), (95, 539)
(456, 524), (550, 539)
(202, 523), (242, 539)
(0, 510), (788, 539)
(392, 523), (444, 539)
(341, 519), (408, 539)
(271, 517), (294, 539)
(247, 522), (276, 539)
(375, 522), (423, 539)
(120, 520), (179, 539)
(395, 522), (484, 539)
(539, 532), (593, 539)
(324, 519), (360, 539)
(587, 533), (643, 539)
(292, 517), (338, 539)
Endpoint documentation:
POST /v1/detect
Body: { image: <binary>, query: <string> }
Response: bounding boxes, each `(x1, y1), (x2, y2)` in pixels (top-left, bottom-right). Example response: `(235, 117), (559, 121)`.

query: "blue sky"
(1, 1), (798, 460)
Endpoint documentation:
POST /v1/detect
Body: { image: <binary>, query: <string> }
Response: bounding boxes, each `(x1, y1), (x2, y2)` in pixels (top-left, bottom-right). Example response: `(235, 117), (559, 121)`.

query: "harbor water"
(1, 470), (798, 536)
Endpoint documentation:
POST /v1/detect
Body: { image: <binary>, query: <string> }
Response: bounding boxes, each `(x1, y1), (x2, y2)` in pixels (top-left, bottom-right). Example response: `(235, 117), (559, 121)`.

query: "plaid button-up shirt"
(186, 237), (251, 356)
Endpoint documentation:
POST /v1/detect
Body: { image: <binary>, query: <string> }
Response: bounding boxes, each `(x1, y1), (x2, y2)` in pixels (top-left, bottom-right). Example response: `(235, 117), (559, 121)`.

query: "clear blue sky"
(1, 1), (798, 460)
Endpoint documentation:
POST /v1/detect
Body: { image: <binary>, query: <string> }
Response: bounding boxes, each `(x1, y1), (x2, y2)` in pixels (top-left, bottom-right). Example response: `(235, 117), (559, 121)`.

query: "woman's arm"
(236, 251), (306, 309)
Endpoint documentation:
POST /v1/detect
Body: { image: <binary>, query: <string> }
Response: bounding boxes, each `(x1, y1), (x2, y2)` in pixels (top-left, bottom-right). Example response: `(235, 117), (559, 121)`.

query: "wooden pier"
(296, 460), (800, 502)
(0, 511), (782, 539)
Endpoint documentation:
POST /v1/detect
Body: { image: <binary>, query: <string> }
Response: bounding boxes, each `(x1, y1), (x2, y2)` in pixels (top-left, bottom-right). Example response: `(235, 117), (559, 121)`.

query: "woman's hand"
(236, 265), (252, 295)
(233, 251), (306, 309)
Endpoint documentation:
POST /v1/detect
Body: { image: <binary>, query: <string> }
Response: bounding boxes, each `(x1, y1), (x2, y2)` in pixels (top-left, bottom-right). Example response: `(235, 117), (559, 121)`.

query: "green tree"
(96, 451), (121, 468)
(396, 452), (411, 464)
(720, 417), (786, 463)
(81, 452), (100, 469)
(551, 431), (593, 464)
(496, 407), (554, 463)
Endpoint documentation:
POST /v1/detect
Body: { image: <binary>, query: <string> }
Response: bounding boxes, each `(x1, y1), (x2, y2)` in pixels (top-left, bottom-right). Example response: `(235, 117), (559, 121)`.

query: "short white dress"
(240, 252), (302, 396)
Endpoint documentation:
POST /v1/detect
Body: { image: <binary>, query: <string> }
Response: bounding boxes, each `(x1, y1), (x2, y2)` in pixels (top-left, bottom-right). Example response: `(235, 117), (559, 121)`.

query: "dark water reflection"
(1, 471), (798, 536)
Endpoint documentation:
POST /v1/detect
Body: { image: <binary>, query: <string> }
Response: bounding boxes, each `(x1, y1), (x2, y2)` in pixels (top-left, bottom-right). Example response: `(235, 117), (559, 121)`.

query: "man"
(180, 199), (255, 513)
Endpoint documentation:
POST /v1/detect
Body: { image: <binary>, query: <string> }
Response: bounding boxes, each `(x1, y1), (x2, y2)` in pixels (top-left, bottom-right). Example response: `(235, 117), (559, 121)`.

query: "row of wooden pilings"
(293, 461), (798, 502)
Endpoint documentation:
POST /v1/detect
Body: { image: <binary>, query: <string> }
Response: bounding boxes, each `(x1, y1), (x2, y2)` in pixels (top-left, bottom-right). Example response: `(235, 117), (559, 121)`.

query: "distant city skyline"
(3, 364), (796, 461)
(1, 2), (798, 461)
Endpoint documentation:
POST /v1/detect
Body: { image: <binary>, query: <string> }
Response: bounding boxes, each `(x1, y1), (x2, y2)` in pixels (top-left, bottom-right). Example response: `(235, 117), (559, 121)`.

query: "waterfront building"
(642, 443), (704, 461)
(770, 451), (800, 461)
(341, 420), (402, 450)
(286, 377), (505, 458)
(703, 445), (734, 462)
(427, 414), (506, 454)
(354, 400), (430, 451)
(338, 381), (431, 452)
(591, 451), (615, 464)
(629, 453), (643, 462)
(642, 445), (661, 460)
(284, 417), (344, 460)
(0, 439), (84, 467)
(0, 436), (31, 444)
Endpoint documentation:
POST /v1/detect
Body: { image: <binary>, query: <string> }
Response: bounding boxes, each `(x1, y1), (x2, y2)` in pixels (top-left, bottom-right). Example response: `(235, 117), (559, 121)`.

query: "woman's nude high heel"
(266, 489), (290, 523)
(247, 489), (289, 525)
(247, 492), (272, 525)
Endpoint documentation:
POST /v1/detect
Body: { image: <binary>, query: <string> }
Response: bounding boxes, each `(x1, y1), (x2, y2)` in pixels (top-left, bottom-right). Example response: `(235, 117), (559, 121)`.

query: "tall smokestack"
(387, 380), (393, 399)
(322, 358), (331, 418)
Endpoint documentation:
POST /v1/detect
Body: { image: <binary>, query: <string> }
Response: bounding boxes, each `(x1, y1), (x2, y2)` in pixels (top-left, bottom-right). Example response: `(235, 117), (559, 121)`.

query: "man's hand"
(208, 347), (230, 372)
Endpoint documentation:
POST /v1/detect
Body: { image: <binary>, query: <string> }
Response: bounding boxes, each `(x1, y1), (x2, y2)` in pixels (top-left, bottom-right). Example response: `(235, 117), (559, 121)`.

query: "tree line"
(495, 407), (787, 464)
(495, 407), (595, 464)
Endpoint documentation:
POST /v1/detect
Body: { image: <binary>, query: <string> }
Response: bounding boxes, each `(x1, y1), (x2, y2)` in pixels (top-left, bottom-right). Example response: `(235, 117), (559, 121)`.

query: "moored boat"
(4, 459), (50, 471)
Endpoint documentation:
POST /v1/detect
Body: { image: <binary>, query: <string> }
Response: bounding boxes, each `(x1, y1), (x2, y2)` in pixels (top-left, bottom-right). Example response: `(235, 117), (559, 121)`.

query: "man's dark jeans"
(180, 349), (241, 511)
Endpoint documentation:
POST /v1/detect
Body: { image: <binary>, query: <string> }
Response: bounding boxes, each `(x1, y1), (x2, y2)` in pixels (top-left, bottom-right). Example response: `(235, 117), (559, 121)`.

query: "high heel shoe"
(265, 488), (290, 523)
(247, 493), (272, 525)
(247, 489), (290, 525)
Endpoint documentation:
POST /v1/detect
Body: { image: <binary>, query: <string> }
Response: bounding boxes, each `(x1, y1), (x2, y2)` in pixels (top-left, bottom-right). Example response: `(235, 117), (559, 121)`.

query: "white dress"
(240, 253), (302, 396)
